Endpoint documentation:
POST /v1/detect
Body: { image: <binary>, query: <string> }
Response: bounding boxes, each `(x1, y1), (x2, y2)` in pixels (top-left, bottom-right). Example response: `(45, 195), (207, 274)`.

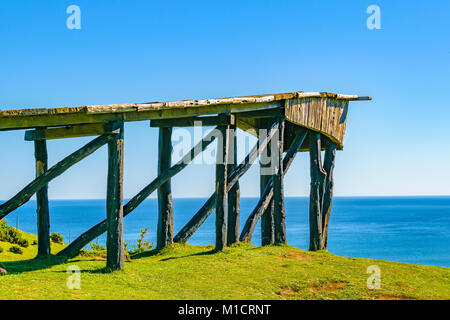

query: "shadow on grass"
(0, 255), (69, 275)
(131, 247), (218, 262)
(0, 255), (109, 275)
(1, 245), (227, 274)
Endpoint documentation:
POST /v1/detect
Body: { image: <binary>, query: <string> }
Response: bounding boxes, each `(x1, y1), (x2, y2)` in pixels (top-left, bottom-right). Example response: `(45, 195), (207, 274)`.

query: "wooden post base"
(106, 121), (125, 271)
(157, 127), (174, 250)
(35, 139), (50, 257)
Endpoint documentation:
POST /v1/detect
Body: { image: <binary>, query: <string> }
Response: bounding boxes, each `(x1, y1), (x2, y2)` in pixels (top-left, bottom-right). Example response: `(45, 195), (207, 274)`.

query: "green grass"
(0, 230), (449, 300)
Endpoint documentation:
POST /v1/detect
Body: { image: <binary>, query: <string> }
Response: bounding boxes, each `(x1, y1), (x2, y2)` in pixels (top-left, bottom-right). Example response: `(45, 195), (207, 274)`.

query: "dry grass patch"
(309, 280), (347, 293)
(277, 251), (313, 262)
(374, 293), (415, 300)
(277, 288), (297, 298)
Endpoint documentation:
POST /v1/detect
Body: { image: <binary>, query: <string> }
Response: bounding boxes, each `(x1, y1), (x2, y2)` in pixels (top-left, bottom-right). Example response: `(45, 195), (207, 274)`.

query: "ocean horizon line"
(2, 194), (449, 202)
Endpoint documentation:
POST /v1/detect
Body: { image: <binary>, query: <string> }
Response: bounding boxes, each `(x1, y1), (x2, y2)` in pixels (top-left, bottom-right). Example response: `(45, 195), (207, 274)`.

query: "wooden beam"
(24, 122), (122, 141)
(106, 121), (125, 271)
(35, 139), (50, 257)
(309, 132), (326, 251)
(215, 120), (230, 251)
(174, 194), (216, 244)
(57, 128), (218, 258)
(151, 114), (236, 128)
(227, 125), (240, 246)
(173, 122), (278, 244)
(157, 127), (174, 249)
(321, 141), (337, 250)
(240, 129), (307, 242)
(0, 101), (283, 131)
(0, 90), (369, 133)
(273, 118), (286, 244)
(236, 108), (284, 119)
(240, 179), (274, 242)
(0, 134), (110, 220)
(260, 132), (274, 246)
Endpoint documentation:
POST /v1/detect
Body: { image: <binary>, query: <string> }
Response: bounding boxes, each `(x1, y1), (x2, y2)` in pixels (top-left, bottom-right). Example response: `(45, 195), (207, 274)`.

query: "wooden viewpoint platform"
(0, 91), (370, 271)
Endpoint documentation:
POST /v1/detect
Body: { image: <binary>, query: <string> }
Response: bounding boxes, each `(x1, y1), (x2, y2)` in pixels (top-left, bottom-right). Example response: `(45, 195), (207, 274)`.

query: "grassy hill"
(0, 229), (449, 300)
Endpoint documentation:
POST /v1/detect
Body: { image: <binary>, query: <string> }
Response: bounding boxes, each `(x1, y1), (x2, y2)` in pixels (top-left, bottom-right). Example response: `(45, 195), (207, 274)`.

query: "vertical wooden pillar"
(321, 141), (337, 250)
(273, 118), (286, 244)
(260, 141), (274, 246)
(35, 139), (50, 257)
(106, 121), (124, 271)
(215, 118), (230, 250)
(227, 125), (240, 246)
(157, 127), (174, 249)
(309, 132), (326, 251)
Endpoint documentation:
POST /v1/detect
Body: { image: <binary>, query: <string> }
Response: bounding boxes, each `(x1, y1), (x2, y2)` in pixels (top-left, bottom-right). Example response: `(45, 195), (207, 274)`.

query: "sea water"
(4, 196), (449, 268)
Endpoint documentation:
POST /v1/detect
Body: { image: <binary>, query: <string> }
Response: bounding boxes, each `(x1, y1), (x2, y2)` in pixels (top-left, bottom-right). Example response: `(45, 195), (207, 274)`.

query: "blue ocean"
(4, 196), (449, 268)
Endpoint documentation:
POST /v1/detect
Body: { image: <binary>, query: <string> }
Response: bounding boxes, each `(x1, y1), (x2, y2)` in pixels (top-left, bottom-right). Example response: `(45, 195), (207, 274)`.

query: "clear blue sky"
(0, 0), (449, 199)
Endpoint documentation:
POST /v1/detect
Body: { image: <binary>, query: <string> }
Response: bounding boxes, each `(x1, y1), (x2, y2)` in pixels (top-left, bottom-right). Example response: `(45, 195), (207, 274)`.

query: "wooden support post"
(321, 141), (337, 250)
(273, 118), (286, 244)
(260, 137), (274, 246)
(227, 125), (240, 246)
(35, 139), (50, 257)
(106, 121), (124, 271)
(157, 127), (174, 249)
(215, 119), (230, 250)
(309, 132), (326, 251)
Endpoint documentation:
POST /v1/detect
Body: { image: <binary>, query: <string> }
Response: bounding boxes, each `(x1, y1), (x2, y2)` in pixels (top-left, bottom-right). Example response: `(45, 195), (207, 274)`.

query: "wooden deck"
(0, 90), (370, 271)
(0, 91), (370, 149)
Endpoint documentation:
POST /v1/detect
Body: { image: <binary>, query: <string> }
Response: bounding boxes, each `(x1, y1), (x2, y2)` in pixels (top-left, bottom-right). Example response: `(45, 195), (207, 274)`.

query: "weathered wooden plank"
(321, 141), (337, 250)
(24, 122), (122, 141)
(0, 91), (368, 120)
(106, 121), (124, 271)
(227, 125), (240, 246)
(0, 91), (369, 131)
(35, 139), (50, 257)
(309, 132), (326, 251)
(58, 128), (218, 258)
(0, 134), (110, 220)
(173, 123), (278, 244)
(273, 118), (286, 244)
(157, 127), (174, 249)
(260, 141), (274, 246)
(151, 114), (236, 128)
(285, 98), (350, 149)
(240, 129), (307, 242)
(215, 120), (230, 251)
(0, 101), (283, 131)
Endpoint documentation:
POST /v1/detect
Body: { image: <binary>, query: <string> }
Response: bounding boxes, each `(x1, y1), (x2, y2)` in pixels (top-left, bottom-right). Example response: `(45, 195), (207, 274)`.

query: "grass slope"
(0, 230), (449, 300)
